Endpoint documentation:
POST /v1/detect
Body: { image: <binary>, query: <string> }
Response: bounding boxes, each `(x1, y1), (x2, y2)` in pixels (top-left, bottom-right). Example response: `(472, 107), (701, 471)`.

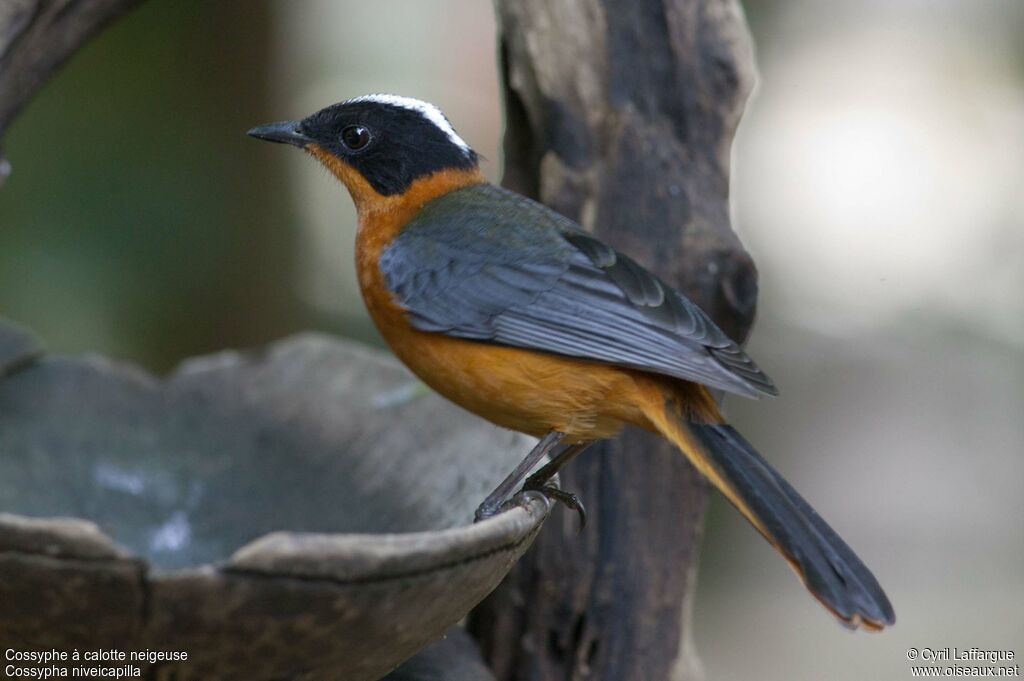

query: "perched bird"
(248, 94), (894, 631)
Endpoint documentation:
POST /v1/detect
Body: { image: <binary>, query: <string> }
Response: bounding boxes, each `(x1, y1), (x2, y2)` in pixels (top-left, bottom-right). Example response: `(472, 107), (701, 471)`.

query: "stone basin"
(0, 319), (545, 680)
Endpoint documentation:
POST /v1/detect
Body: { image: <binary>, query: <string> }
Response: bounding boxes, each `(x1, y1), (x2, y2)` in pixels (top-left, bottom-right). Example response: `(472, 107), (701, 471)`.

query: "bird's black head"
(248, 94), (479, 197)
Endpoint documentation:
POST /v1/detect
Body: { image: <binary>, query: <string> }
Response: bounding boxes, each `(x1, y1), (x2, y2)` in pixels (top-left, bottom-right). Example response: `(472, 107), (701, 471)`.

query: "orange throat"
(305, 143), (485, 222)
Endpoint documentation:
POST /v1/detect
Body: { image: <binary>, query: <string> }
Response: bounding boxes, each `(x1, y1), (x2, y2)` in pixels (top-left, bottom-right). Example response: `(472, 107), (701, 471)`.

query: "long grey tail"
(687, 423), (895, 630)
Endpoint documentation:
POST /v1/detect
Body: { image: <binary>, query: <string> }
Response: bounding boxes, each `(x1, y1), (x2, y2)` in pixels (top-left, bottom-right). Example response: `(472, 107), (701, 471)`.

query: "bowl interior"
(0, 335), (530, 570)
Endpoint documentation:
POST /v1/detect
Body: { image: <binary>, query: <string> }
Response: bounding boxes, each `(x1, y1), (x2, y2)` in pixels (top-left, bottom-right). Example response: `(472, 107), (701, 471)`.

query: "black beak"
(247, 120), (312, 147)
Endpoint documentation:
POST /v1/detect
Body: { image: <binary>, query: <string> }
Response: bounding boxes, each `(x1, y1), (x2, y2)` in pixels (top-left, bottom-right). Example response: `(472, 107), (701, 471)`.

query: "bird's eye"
(341, 125), (371, 151)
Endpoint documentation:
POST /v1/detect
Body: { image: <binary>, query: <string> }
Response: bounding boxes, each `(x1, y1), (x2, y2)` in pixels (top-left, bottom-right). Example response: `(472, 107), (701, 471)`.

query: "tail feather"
(648, 394), (895, 629)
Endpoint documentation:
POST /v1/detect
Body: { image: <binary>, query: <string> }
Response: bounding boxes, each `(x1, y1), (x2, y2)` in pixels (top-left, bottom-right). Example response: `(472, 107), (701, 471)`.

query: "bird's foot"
(473, 484), (587, 533)
(473, 491), (544, 523)
(523, 477), (587, 533)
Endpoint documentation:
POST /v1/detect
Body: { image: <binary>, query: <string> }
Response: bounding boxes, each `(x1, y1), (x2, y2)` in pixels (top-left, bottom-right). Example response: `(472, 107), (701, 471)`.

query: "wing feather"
(379, 184), (778, 398)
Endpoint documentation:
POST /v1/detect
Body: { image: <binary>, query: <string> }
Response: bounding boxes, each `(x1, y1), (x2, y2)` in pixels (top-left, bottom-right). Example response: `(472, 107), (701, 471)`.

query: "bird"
(248, 93), (895, 631)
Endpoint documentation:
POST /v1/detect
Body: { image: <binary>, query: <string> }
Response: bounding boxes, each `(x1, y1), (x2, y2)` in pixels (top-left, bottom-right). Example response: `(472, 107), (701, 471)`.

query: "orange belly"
(376, 316), (651, 439)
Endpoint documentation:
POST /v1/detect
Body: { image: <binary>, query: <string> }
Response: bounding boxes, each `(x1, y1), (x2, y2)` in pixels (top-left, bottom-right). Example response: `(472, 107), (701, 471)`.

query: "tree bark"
(469, 1), (758, 679)
(0, 0), (144, 184)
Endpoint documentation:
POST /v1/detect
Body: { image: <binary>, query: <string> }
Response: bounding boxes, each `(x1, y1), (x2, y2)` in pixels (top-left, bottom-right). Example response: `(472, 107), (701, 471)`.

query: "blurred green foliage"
(0, 0), (304, 372)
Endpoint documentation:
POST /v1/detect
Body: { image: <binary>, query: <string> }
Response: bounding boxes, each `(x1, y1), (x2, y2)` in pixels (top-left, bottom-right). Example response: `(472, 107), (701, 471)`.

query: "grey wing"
(379, 185), (777, 398)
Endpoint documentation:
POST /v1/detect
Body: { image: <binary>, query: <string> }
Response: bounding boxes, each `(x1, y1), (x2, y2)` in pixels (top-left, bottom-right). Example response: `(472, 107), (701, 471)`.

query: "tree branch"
(0, 0), (144, 184)
(470, 1), (758, 679)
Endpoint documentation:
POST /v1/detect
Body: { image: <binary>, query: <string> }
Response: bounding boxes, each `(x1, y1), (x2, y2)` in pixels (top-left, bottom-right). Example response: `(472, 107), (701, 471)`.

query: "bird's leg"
(522, 441), (593, 489)
(523, 441), (594, 531)
(474, 430), (566, 522)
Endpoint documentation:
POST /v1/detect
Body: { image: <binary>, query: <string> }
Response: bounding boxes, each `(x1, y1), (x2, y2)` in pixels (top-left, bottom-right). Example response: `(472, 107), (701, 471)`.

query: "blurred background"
(1, 1), (1021, 679)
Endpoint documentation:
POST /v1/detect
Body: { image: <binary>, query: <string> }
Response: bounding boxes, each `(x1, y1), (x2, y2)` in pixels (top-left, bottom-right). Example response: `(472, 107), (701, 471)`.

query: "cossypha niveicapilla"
(248, 94), (894, 631)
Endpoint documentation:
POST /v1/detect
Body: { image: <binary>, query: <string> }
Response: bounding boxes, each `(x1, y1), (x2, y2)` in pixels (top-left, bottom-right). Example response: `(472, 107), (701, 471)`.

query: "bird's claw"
(523, 480), (587, 533)
(474, 484), (587, 534)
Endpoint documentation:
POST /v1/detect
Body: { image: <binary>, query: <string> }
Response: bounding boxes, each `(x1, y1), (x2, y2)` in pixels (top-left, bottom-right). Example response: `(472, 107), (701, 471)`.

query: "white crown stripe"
(347, 94), (472, 155)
